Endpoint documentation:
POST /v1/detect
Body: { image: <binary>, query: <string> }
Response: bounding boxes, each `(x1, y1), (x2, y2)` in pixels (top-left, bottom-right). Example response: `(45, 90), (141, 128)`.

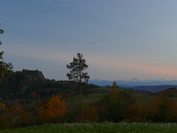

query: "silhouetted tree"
(66, 53), (89, 82)
(0, 29), (4, 60)
(0, 28), (13, 88)
(66, 53), (89, 122)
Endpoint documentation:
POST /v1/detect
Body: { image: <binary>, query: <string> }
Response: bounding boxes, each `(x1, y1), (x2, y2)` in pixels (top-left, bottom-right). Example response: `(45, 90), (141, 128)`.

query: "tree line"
(1, 83), (177, 129)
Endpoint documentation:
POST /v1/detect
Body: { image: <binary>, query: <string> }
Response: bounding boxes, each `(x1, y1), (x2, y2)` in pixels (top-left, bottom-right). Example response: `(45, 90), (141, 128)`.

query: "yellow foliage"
(0, 102), (7, 112)
(39, 95), (67, 122)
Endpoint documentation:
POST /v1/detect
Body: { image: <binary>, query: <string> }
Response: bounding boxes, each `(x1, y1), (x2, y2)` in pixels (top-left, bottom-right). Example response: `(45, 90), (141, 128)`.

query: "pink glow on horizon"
(89, 56), (177, 80)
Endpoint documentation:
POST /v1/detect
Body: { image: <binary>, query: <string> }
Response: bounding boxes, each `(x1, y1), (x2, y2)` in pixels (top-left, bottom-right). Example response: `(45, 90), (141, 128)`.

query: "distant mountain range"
(89, 79), (177, 92)
(89, 79), (177, 87)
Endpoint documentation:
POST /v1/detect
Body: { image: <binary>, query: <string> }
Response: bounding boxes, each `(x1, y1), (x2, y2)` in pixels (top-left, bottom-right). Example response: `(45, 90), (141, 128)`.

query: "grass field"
(1, 123), (177, 133)
(65, 93), (106, 107)
(65, 90), (156, 108)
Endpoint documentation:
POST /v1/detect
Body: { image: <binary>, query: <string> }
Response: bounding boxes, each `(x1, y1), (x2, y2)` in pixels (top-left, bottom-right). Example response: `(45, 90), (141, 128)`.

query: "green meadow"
(1, 123), (177, 133)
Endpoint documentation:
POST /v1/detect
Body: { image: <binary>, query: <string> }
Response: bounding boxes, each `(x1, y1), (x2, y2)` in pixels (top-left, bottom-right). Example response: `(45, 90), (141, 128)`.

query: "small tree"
(39, 95), (67, 123)
(66, 53), (89, 121)
(101, 81), (134, 122)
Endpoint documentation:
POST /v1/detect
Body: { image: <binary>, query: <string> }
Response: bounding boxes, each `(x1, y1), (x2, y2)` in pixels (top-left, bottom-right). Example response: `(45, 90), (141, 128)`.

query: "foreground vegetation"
(1, 83), (177, 129)
(1, 123), (177, 133)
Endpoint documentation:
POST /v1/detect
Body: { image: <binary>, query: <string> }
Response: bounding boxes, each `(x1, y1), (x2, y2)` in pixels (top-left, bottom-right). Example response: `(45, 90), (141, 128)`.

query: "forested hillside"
(0, 69), (98, 100)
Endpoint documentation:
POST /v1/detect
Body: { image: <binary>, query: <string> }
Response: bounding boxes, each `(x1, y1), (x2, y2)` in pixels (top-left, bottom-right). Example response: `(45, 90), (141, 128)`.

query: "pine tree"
(66, 53), (89, 82)
(66, 53), (89, 122)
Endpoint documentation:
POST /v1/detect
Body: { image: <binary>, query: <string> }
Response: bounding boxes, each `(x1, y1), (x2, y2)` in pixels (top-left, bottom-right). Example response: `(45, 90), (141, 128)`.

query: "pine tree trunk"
(79, 83), (83, 122)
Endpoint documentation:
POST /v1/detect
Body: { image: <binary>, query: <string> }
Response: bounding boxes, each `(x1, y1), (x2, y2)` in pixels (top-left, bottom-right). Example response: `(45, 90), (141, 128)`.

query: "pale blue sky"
(1, 0), (177, 80)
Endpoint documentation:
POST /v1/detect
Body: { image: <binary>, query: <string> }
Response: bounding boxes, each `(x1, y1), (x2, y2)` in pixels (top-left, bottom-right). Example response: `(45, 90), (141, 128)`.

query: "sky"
(1, 0), (177, 81)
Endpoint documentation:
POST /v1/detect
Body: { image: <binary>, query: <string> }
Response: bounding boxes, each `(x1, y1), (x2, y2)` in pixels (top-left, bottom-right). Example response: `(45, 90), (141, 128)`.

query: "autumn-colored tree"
(8, 99), (32, 128)
(127, 103), (148, 122)
(147, 96), (176, 122)
(0, 102), (9, 129)
(168, 101), (177, 122)
(39, 95), (67, 123)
